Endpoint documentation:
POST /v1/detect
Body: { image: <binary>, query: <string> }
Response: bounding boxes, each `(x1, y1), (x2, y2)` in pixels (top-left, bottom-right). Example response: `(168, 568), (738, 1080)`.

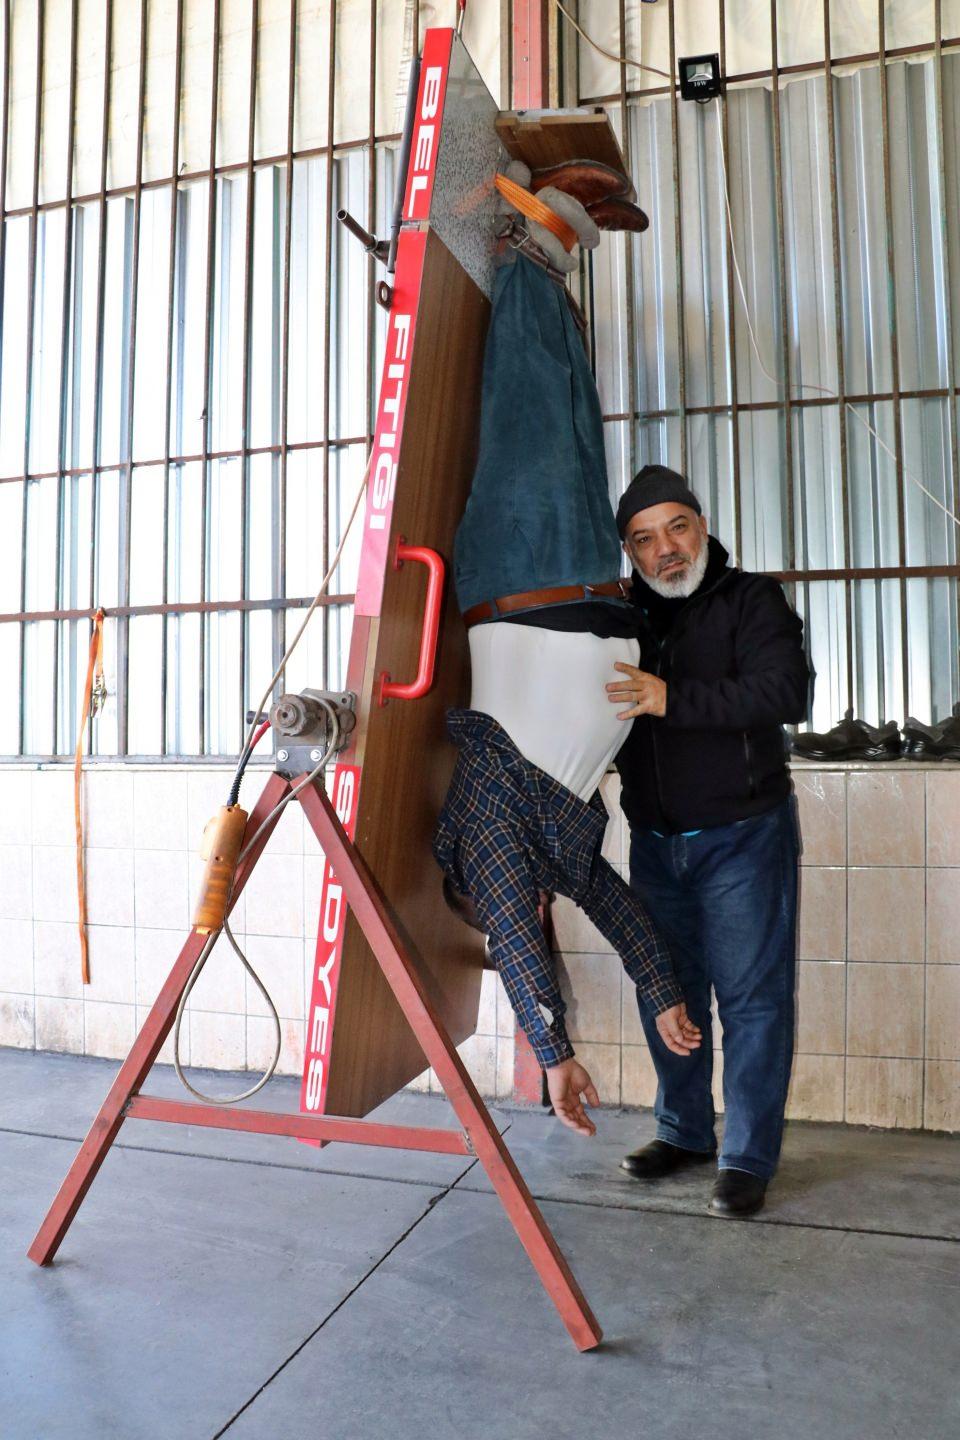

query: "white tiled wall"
(3, 763), (959, 1133)
(0, 763), (516, 1094)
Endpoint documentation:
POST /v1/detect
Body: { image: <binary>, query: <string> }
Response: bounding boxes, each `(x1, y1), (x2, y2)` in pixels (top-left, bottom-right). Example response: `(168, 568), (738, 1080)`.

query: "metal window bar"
(17, 1), (46, 755)
(822, 0), (856, 711)
(52, 0), (80, 752)
(0, 432), (373, 488)
(718, 0), (743, 565)
(116, 0), (149, 756)
(0, 9), (10, 438)
(198, 0), (222, 755)
(238, 0), (260, 752)
(276, 0), (299, 700)
(87, 0), (114, 758)
(366, 0), (377, 463)
(2, 132), (405, 224)
(769, 0), (795, 579)
(160, 0), (186, 757)
(320, 0), (338, 689)
(666, 0), (687, 476)
(617, 0), (637, 480)
(934, 0), (960, 655)
(877, 0), (910, 719)
(598, 385), (960, 425)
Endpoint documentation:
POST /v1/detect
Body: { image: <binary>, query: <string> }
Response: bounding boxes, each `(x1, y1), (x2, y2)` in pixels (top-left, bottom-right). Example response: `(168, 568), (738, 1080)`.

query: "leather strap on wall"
(75, 609), (105, 985)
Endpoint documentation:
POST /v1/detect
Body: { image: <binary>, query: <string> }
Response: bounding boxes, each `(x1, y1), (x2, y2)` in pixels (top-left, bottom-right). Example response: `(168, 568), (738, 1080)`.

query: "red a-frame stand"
(27, 767), (603, 1352)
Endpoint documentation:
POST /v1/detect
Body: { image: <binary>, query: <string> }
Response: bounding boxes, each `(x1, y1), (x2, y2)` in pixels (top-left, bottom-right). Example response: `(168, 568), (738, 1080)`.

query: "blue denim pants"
(628, 798), (800, 1180)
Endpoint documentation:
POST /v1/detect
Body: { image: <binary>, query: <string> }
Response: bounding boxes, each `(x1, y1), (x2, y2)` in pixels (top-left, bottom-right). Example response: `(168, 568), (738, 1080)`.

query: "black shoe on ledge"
(709, 1169), (767, 1218)
(791, 708), (901, 762)
(620, 1139), (715, 1181)
(903, 704), (960, 761)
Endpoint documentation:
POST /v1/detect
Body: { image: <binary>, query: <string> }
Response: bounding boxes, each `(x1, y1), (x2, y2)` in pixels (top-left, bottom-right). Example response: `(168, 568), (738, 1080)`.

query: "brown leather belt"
(462, 579), (632, 629)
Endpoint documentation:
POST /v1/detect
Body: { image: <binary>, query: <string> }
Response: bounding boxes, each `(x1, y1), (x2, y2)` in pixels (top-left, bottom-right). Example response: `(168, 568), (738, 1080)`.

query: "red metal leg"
(297, 778), (603, 1351)
(27, 773), (292, 1266)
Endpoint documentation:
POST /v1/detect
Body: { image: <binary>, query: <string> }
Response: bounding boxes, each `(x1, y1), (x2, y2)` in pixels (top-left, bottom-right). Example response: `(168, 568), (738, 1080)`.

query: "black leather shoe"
(901, 715), (941, 758)
(620, 1139), (714, 1180)
(903, 704), (960, 760)
(709, 1169), (767, 1217)
(791, 709), (901, 762)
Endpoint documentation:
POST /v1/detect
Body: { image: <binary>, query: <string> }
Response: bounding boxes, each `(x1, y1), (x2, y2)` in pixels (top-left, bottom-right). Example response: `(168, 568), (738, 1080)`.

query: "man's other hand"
(655, 1002), (702, 1056)
(606, 661), (667, 719)
(546, 1058), (600, 1137)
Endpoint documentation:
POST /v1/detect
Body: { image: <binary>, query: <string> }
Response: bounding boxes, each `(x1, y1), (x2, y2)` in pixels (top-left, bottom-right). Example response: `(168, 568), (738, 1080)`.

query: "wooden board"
(299, 28), (501, 1124)
(495, 108), (627, 175)
(308, 226), (491, 1120)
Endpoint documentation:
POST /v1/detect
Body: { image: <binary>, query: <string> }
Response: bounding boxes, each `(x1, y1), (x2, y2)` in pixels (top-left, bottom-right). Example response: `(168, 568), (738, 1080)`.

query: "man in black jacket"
(607, 465), (809, 1218)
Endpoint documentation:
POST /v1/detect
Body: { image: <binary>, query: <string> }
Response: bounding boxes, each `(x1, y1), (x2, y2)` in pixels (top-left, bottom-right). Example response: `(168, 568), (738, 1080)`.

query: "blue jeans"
(628, 799), (800, 1181)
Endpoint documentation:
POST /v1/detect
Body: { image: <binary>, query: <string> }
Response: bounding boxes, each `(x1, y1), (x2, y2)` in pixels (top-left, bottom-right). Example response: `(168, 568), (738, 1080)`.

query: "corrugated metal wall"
(586, 28), (960, 731)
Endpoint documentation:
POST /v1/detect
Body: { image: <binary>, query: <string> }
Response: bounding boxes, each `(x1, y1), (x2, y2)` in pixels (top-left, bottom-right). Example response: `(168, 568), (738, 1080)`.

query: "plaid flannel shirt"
(433, 709), (681, 1067)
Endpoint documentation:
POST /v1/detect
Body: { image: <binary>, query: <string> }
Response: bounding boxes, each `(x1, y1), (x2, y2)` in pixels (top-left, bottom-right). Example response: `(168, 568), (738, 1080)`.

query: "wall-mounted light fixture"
(678, 53), (723, 103)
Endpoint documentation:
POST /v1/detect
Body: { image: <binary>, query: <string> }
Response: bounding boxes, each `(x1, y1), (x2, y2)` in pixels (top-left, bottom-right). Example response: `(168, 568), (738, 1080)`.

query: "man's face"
(624, 502), (708, 597)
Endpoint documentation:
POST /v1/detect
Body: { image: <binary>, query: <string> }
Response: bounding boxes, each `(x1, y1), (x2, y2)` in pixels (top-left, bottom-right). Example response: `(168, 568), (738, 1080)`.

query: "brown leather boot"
(531, 158), (634, 206)
(587, 196), (650, 232)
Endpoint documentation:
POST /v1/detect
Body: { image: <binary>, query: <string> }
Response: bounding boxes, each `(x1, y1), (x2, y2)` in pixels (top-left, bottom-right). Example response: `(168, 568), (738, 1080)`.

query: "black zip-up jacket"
(616, 537), (810, 833)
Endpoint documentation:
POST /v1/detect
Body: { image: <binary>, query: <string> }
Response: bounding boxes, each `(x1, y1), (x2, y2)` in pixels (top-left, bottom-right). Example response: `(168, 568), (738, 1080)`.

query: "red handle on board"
(378, 539), (446, 705)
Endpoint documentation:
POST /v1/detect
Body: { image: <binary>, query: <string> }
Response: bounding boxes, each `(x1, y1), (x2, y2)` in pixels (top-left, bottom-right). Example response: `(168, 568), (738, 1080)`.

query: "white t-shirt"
(468, 620), (641, 800)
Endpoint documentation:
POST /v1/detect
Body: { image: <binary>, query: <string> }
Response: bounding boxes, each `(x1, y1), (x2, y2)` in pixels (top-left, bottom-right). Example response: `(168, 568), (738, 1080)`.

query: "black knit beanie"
(616, 464), (702, 538)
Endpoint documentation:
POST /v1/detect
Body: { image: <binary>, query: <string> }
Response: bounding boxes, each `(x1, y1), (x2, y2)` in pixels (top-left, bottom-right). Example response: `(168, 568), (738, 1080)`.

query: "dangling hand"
(654, 1002), (702, 1056)
(546, 1058), (601, 1137)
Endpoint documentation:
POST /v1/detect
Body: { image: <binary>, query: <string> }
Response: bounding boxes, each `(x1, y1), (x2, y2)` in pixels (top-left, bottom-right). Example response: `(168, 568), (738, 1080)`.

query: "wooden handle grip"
(193, 806), (249, 934)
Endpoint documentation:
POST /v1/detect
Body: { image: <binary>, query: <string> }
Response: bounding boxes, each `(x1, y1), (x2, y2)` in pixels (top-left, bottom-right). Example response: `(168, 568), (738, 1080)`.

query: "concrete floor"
(1, 1049), (958, 1440)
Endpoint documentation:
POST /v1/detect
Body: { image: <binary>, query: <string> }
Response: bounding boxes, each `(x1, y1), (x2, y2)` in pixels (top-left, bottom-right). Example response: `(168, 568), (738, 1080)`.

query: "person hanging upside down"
(433, 154), (700, 1137)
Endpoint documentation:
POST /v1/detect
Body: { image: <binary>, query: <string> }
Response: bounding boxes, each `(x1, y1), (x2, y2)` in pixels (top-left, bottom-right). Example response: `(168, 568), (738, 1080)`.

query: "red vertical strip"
(511, 0), (549, 111)
(401, 27), (453, 222)
(300, 762), (361, 1119)
(353, 228), (427, 617)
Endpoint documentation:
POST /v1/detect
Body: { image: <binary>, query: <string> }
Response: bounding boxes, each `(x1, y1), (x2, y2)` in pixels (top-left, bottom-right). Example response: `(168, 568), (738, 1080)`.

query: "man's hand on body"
(606, 661), (667, 719)
(547, 1004), (700, 1137)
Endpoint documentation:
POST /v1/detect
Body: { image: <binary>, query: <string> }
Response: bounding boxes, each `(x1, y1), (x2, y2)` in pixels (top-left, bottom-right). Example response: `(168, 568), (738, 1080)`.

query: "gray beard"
(644, 539), (710, 599)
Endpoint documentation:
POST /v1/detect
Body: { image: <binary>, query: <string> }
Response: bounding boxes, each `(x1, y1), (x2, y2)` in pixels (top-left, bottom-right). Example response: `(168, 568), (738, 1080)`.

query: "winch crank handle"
(378, 539), (445, 705)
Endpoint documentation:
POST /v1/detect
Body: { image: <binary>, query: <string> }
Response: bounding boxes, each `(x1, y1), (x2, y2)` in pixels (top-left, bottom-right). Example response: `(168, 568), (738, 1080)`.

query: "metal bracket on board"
(270, 689), (357, 779)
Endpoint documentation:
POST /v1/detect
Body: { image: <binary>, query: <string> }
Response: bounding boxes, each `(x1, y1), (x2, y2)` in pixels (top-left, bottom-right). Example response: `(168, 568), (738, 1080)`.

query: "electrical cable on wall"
(553, 0), (960, 534)
(172, 456), (373, 1104)
(230, 456), (373, 805)
(552, 0), (670, 80)
(172, 708), (341, 1105)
